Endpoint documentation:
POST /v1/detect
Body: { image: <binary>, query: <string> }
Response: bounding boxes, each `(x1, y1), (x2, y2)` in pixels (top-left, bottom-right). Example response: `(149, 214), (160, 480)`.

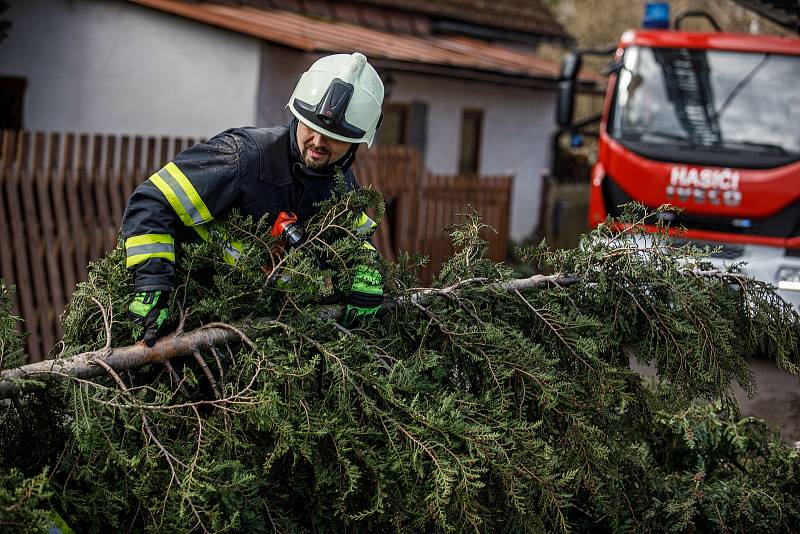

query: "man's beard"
(302, 145), (331, 170)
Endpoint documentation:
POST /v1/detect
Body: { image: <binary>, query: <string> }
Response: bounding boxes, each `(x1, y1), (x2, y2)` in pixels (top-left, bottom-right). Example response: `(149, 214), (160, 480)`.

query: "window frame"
(377, 102), (410, 146)
(459, 108), (483, 175)
(0, 76), (27, 130)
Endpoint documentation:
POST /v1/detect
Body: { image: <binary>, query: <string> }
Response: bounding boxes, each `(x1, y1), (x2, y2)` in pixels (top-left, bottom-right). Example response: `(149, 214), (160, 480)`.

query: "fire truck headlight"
(776, 267), (800, 291)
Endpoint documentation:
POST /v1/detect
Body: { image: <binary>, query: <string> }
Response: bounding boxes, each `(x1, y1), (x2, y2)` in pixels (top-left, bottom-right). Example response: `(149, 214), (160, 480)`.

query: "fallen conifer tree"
(1, 190), (800, 533)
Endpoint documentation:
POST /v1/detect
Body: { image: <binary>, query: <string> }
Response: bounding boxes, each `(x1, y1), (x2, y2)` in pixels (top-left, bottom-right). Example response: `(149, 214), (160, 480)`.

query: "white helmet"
(288, 53), (384, 148)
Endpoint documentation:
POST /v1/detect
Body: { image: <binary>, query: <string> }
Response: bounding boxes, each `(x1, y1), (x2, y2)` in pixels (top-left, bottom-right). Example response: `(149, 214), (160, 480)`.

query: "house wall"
(0, 0), (261, 138)
(390, 74), (556, 242)
(255, 43), (308, 128)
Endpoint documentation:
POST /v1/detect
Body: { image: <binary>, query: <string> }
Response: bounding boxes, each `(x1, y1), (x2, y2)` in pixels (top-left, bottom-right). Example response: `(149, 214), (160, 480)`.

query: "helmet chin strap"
(336, 143), (359, 170)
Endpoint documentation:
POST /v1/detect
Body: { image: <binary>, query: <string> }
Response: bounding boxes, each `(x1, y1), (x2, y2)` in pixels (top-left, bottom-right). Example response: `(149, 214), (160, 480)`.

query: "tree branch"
(0, 269), (755, 399)
(0, 324), (240, 399)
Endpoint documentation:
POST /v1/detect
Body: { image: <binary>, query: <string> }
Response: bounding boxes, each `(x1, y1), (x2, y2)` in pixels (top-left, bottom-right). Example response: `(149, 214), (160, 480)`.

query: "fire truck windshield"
(609, 46), (800, 168)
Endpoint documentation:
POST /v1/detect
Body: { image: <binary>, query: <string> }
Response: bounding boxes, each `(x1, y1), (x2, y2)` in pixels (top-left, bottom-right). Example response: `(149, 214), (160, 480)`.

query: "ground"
(633, 359), (800, 446)
(736, 359), (800, 446)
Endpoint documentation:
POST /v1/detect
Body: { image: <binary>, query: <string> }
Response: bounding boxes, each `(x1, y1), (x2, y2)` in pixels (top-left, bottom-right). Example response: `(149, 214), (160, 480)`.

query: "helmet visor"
(291, 79), (367, 142)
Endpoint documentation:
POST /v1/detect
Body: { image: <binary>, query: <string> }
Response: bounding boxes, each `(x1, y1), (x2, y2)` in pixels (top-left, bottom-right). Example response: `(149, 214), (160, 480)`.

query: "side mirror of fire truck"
(556, 52), (582, 128)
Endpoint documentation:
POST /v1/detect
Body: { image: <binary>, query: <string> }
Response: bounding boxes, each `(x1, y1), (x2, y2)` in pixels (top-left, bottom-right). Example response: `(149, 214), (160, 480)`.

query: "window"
(0, 77), (26, 130)
(375, 101), (428, 156)
(377, 103), (409, 145)
(459, 109), (482, 174)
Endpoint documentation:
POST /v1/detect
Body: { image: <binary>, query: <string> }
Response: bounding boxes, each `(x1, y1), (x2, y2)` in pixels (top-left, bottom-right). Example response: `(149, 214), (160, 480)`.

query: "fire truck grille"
(709, 245), (745, 260)
(673, 239), (745, 259)
(602, 175), (800, 239)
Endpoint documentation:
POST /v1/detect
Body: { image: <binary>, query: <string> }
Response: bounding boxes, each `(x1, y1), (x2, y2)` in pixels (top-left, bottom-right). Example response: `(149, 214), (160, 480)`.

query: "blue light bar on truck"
(643, 2), (670, 29)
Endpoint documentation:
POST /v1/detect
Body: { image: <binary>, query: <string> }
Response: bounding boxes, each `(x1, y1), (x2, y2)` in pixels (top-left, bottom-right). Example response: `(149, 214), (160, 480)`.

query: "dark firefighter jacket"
(121, 122), (376, 291)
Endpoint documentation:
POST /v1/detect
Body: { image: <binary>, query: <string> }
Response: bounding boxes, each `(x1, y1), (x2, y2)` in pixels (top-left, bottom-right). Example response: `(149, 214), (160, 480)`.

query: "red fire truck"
(556, 7), (800, 308)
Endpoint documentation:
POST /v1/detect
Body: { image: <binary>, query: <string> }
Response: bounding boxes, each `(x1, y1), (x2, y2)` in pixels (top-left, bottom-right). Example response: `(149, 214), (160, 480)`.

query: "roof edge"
(128, 0), (584, 86)
(368, 58), (599, 91)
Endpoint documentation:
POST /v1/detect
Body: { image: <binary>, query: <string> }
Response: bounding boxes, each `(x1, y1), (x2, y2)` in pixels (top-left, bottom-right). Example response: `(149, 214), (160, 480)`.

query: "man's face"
(296, 121), (353, 170)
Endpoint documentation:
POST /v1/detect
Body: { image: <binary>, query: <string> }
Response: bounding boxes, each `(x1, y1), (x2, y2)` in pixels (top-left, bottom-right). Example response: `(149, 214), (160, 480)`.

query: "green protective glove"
(128, 290), (170, 346)
(341, 265), (383, 327)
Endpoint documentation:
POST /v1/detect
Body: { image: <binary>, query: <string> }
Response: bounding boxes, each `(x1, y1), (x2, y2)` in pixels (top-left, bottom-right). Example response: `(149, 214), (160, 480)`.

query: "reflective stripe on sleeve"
(355, 212), (377, 237)
(193, 225), (210, 240)
(222, 244), (242, 265)
(194, 225), (243, 266)
(148, 162), (214, 227)
(125, 234), (175, 267)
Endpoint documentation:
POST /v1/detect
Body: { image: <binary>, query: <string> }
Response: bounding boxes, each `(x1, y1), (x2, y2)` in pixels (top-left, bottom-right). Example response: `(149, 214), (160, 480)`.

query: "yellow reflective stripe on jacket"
(194, 225), (243, 266)
(355, 212), (377, 237)
(124, 234), (175, 267)
(221, 241), (243, 265)
(164, 162), (214, 221)
(362, 241), (377, 252)
(125, 233), (174, 248)
(148, 162), (214, 227)
(193, 225), (210, 240)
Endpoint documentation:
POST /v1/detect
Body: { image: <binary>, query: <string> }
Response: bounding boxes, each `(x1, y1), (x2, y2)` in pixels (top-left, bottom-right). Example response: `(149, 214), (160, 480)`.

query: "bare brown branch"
(0, 324), (240, 399)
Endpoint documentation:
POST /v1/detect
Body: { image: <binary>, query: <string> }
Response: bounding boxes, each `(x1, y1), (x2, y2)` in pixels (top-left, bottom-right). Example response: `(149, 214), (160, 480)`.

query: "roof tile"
(349, 0), (570, 40)
(130, 0), (568, 82)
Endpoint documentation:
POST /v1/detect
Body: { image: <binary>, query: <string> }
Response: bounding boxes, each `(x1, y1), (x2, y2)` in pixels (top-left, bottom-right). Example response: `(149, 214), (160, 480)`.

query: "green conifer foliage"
(0, 283), (57, 532)
(0, 281), (23, 370)
(1, 191), (799, 532)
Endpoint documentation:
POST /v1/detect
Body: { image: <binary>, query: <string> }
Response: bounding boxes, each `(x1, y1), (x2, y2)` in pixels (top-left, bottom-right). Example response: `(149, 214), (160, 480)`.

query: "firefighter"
(122, 53), (385, 346)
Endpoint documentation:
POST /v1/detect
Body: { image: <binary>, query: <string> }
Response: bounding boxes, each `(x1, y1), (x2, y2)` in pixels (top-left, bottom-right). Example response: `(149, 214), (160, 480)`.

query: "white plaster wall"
(0, 0), (261, 137)
(390, 74), (557, 242)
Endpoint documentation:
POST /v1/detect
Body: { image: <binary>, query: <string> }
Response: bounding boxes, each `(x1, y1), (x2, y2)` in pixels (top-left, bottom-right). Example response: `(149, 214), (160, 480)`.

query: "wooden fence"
(355, 149), (512, 281)
(0, 130), (512, 362)
(416, 174), (511, 279)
